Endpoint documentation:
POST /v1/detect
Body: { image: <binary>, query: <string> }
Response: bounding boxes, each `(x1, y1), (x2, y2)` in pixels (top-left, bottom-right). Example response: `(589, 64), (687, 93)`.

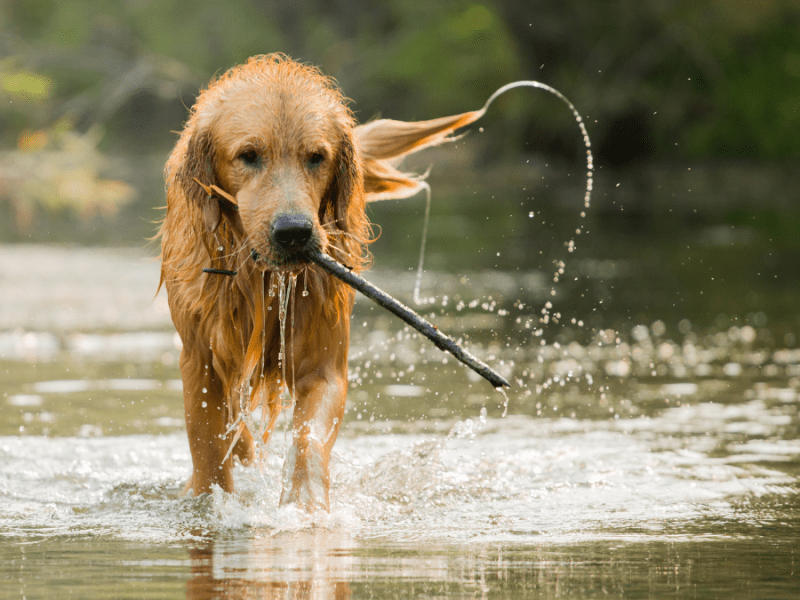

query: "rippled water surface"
(1, 244), (799, 599)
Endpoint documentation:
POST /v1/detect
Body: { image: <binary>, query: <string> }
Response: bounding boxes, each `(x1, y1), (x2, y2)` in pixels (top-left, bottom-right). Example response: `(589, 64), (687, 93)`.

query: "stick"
(203, 267), (237, 276)
(306, 249), (510, 389)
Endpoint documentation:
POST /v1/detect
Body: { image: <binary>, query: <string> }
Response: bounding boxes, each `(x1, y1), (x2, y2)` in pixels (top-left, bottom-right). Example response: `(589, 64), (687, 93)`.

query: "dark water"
(1, 176), (799, 600)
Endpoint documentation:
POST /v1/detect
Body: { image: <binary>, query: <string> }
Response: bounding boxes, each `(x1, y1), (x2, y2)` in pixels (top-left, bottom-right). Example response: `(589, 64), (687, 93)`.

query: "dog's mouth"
(250, 245), (318, 273)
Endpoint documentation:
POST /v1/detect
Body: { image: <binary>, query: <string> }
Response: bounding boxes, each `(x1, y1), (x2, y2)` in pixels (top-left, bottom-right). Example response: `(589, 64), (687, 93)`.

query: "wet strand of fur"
(222, 269), (301, 463)
(222, 273), (266, 464)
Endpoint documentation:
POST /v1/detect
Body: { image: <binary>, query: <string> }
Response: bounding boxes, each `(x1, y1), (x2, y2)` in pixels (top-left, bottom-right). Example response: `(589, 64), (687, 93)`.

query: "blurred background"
(3, 0), (799, 232)
(1, 0), (799, 336)
(4, 3), (800, 591)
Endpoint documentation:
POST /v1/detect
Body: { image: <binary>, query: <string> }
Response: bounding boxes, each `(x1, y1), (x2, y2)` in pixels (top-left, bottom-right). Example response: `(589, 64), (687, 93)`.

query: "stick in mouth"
(306, 249), (510, 389)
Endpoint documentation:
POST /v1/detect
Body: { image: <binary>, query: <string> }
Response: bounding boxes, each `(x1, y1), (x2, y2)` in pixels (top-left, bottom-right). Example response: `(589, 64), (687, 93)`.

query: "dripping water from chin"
(257, 270), (271, 442)
(275, 271), (297, 409)
(290, 271), (298, 405)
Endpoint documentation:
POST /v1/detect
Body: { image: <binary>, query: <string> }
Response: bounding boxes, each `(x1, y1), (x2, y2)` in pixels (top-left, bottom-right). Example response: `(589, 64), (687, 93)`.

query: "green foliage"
(3, 0), (798, 159)
(357, 2), (521, 119)
(683, 17), (800, 158)
(1, 0), (799, 239)
(1, 70), (52, 102)
(0, 124), (135, 234)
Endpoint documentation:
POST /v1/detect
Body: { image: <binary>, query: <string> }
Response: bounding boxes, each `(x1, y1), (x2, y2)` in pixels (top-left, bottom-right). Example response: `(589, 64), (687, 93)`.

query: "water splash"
(480, 80), (593, 214)
(411, 79), (593, 331)
(322, 417), (340, 445)
(2, 398), (797, 543)
(497, 386), (511, 418)
(480, 81), (593, 323)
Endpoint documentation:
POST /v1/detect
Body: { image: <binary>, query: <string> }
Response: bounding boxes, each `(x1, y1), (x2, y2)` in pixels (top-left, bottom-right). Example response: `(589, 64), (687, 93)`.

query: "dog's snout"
(272, 215), (314, 249)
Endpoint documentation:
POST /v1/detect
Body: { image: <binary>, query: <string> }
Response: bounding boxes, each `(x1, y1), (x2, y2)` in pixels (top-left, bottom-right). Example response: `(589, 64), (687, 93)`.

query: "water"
(1, 243), (799, 598)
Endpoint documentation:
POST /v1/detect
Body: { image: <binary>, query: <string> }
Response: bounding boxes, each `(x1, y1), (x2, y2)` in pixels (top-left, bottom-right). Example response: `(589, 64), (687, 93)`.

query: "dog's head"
(170, 54), (487, 274)
(175, 55), (364, 272)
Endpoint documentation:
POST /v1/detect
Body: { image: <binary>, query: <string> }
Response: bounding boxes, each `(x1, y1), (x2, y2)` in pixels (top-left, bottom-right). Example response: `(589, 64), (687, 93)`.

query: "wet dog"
(159, 54), (485, 510)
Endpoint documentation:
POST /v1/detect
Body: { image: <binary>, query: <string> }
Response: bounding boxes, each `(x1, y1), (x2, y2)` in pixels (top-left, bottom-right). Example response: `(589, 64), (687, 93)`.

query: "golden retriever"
(159, 54), (486, 510)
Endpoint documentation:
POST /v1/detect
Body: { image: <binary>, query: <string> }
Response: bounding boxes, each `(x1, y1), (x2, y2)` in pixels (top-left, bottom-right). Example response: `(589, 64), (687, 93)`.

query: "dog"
(159, 54), (486, 511)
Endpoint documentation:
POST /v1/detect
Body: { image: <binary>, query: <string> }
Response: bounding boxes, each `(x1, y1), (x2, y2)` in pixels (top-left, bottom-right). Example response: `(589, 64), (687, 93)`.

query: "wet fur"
(159, 54), (488, 510)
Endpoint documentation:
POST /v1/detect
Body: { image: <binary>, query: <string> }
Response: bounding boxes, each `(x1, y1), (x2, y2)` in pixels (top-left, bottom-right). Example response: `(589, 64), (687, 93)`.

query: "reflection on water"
(187, 532), (355, 599)
(1, 244), (799, 598)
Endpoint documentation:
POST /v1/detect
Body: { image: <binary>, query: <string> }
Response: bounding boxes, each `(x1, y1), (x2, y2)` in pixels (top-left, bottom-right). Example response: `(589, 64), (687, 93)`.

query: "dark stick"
(306, 249), (510, 389)
(203, 267), (238, 276)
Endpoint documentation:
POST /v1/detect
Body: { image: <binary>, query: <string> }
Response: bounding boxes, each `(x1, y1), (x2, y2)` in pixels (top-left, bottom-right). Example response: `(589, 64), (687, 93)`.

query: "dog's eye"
(238, 150), (259, 166)
(306, 152), (325, 170)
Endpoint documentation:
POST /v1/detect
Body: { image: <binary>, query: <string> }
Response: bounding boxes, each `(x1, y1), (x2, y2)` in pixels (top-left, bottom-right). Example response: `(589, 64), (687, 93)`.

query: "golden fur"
(159, 54), (487, 510)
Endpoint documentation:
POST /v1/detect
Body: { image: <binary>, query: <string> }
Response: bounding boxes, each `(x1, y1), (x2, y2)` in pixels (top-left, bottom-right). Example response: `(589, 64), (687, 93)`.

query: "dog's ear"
(174, 128), (223, 233)
(328, 128), (365, 233)
(355, 109), (482, 202)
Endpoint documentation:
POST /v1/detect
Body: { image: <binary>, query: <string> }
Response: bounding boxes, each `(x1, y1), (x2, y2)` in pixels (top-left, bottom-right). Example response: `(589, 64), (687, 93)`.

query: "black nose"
(271, 215), (314, 249)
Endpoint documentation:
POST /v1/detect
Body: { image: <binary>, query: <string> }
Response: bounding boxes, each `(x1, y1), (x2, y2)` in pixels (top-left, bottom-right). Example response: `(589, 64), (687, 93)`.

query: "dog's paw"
(279, 443), (330, 512)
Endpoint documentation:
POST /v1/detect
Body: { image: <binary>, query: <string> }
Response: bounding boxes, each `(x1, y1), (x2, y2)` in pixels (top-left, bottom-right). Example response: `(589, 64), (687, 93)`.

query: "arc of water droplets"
(412, 80), (593, 306)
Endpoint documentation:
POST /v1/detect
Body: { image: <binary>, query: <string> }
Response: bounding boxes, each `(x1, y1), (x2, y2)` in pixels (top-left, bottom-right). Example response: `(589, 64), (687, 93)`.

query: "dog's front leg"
(280, 373), (347, 511)
(180, 340), (235, 495)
